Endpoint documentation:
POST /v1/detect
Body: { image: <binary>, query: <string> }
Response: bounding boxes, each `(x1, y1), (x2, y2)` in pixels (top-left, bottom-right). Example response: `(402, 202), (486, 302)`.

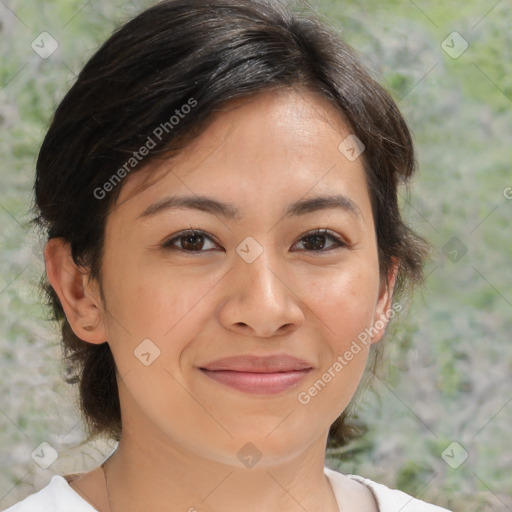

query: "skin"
(45, 88), (398, 512)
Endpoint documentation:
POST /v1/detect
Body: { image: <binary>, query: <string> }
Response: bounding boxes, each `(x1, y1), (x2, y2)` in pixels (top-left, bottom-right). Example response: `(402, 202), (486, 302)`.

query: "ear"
(370, 258), (400, 344)
(44, 238), (107, 344)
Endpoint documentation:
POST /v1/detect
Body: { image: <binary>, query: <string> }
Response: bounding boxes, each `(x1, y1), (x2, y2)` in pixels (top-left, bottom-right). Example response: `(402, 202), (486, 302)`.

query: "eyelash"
(161, 228), (348, 254)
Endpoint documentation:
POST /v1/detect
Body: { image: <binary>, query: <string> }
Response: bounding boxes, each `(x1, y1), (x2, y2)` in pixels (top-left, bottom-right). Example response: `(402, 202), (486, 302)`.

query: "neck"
(102, 430), (339, 512)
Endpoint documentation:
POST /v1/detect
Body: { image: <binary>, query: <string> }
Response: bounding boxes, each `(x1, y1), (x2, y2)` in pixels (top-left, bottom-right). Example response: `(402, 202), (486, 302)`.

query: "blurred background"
(0, 0), (510, 510)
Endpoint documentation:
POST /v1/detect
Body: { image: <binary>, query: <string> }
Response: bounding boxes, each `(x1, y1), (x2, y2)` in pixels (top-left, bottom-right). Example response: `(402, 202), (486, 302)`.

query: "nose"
(216, 251), (305, 338)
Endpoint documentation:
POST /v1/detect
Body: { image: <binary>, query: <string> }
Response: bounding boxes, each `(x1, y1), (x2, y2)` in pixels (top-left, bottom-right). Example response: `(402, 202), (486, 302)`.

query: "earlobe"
(370, 258), (400, 344)
(44, 238), (107, 344)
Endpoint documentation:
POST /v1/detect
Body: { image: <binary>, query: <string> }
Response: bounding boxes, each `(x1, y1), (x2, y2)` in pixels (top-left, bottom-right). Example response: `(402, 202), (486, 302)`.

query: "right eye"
(162, 229), (222, 253)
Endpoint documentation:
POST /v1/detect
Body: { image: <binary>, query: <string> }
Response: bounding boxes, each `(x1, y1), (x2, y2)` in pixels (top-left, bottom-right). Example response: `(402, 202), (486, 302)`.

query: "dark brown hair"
(34, 0), (428, 445)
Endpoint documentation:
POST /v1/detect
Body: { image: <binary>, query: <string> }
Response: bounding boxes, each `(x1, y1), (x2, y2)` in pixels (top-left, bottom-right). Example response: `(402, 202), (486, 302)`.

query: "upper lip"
(199, 353), (313, 373)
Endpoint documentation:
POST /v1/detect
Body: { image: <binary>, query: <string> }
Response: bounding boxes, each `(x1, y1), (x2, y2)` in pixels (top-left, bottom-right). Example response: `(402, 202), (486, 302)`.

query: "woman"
(5, 0), (451, 510)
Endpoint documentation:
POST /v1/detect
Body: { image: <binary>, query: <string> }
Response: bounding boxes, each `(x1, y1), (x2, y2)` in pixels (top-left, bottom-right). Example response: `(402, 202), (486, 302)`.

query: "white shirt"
(3, 466), (451, 512)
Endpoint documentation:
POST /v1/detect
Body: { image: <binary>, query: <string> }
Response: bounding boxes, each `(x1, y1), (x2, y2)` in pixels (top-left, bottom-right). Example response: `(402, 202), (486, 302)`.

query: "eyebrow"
(136, 193), (362, 221)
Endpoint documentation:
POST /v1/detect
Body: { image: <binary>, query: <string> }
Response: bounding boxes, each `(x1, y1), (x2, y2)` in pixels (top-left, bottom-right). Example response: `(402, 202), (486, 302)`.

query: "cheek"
(100, 253), (222, 365)
(304, 265), (379, 347)
(297, 263), (379, 406)
(294, 269), (378, 425)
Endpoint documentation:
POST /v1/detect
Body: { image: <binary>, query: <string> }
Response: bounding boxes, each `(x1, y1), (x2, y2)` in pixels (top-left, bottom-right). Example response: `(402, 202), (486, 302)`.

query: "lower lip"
(200, 369), (311, 395)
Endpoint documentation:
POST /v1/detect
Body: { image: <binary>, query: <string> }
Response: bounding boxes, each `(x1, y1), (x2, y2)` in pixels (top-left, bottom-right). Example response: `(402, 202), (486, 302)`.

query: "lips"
(198, 354), (313, 395)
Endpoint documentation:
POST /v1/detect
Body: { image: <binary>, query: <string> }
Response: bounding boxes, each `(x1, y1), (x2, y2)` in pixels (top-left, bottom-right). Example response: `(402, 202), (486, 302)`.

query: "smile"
(198, 353), (314, 394)
(199, 368), (312, 394)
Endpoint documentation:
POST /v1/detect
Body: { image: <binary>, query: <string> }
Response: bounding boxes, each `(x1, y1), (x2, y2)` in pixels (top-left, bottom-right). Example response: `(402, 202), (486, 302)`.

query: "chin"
(220, 427), (323, 468)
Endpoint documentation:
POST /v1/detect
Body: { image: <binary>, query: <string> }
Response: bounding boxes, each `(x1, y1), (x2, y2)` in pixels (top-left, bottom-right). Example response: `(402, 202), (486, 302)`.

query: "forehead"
(114, 88), (372, 222)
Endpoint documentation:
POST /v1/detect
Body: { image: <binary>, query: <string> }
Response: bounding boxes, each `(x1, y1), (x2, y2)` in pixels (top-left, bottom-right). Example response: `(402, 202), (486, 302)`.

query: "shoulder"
(324, 467), (453, 512)
(2, 476), (98, 512)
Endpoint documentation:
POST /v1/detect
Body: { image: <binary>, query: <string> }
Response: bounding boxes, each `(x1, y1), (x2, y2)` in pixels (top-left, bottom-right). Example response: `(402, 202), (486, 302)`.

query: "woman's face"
(95, 88), (396, 466)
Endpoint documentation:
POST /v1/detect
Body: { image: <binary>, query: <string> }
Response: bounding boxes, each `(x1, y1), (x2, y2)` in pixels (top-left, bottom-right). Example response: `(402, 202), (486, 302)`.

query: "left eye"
(290, 229), (347, 252)
(162, 229), (345, 253)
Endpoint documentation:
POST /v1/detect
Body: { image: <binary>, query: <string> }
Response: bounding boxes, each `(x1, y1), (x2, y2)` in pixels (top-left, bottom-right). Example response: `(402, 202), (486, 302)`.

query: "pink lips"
(199, 354), (313, 395)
